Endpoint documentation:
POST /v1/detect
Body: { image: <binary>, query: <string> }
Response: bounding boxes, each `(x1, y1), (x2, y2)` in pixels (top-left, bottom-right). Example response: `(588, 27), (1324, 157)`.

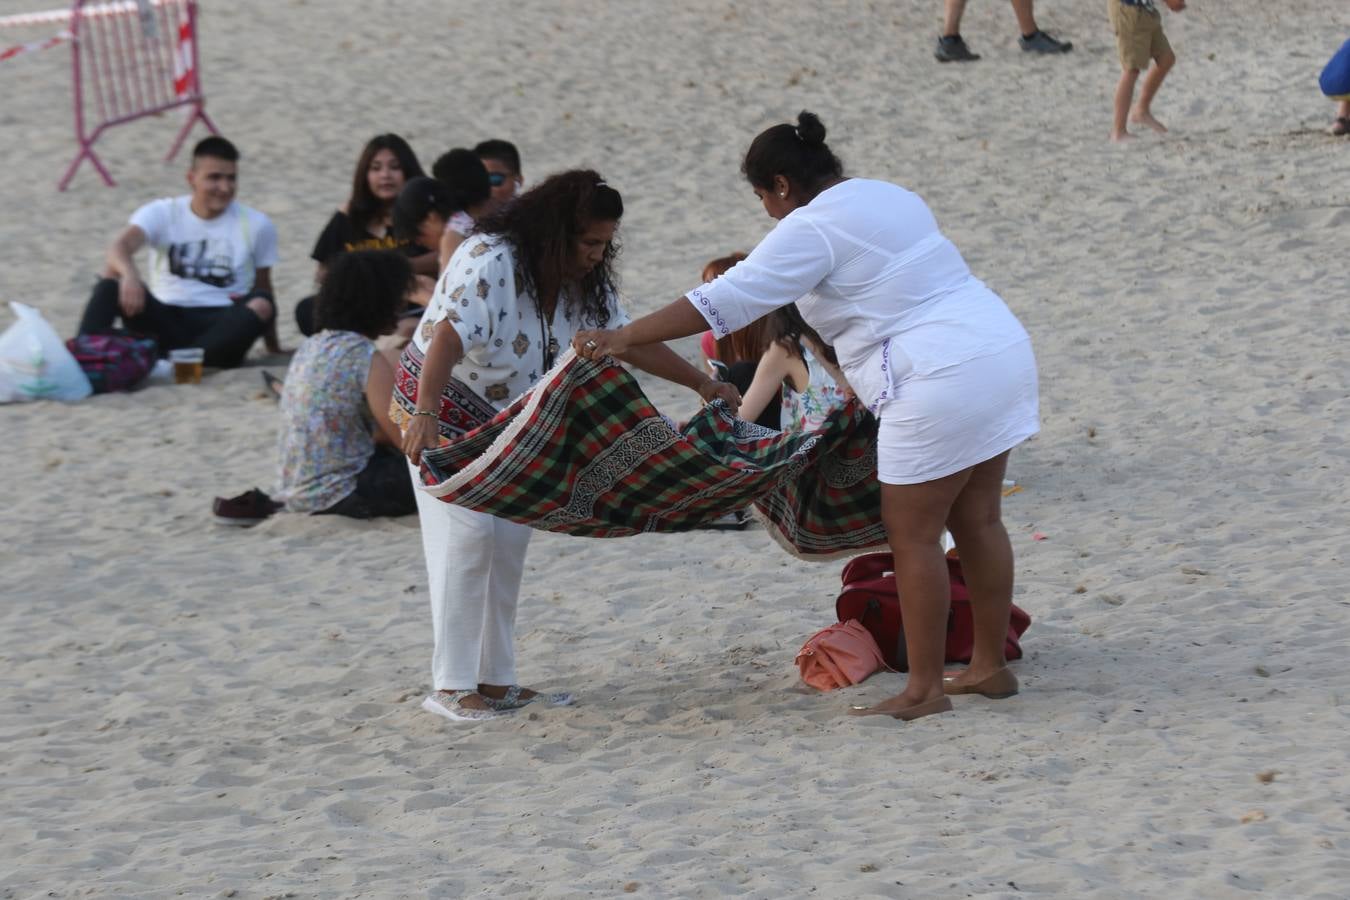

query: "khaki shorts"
(1109, 1), (1171, 70)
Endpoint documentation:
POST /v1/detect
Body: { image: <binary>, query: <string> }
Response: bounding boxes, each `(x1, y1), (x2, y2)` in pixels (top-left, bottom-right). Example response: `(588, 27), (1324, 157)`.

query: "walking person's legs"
(1014, 0), (1072, 53)
(1112, 67), (1141, 141)
(1010, 0), (1037, 35)
(1131, 49), (1175, 133)
(942, 0), (966, 36)
(936, 0), (981, 62)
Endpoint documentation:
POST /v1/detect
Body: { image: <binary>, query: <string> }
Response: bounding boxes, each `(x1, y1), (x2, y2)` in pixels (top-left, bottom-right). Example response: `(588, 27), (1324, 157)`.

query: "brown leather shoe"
(943, 666), (1019, 698)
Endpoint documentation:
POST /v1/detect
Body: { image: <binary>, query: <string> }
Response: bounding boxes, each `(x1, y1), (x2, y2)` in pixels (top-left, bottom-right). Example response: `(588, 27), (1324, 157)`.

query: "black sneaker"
(212, 488), (282, 526)
(935, 35), (980, 62)
(1019, 30), (1072, 54)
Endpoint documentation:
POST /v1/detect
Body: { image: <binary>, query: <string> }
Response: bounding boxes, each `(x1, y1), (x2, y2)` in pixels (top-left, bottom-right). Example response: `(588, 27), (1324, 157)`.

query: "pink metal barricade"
(61, 0), (218, 189)
(0, 1), (218, 189)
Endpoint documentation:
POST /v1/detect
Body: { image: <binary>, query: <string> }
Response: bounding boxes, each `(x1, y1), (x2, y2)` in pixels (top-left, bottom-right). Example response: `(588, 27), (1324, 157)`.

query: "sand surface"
(3, 1), (1350, 897)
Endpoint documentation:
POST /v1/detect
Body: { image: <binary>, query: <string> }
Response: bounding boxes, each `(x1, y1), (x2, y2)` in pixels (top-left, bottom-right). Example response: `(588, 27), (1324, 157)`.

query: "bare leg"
(1331, 99), (1350, 135)
(943, 452), (1015, 684)
(849, 470), (969, 720)
(942, 0), (966, 36)
(1112, 67), (1140, 141)
(1130, 50), (1174, 133)
(1010, 0), (1037, 35)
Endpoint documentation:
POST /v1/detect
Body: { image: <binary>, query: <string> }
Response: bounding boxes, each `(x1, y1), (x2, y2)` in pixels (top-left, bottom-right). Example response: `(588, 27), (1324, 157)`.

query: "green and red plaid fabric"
(406, 348), (889, 560)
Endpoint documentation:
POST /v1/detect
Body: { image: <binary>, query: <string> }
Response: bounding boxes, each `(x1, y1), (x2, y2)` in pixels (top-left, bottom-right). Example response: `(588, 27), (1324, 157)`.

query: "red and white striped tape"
(0, 29), (70, 62)
(0, 0), (172, 30)
(172, 18), (193, 95)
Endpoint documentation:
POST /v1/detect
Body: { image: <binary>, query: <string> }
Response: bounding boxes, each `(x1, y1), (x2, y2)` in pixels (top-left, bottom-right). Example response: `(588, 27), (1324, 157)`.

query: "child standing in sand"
(1109, 0), (1185, 142)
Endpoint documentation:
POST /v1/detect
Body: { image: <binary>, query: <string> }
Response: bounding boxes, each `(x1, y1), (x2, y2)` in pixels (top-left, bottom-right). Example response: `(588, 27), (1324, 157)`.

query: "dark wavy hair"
(474, 169), (622, 328)
(742, 111), (843, 195)
(313, 250), (413, 339)
(347, 134), (425, 236)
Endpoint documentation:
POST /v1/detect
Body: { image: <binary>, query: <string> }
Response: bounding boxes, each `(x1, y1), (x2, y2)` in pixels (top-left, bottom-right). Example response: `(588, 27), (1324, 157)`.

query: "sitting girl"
(734, 303), (849, 433)
(213, 250), (418, 526)
(699, 251), (847, 432)
(295, 134), (431, 336)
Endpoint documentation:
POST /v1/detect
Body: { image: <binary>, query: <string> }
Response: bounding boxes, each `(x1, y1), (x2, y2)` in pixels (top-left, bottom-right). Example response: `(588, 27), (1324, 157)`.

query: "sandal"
(1331, 117), (1350, 136)
(421, 690), (505, 722)
(483, 685), (575, 711)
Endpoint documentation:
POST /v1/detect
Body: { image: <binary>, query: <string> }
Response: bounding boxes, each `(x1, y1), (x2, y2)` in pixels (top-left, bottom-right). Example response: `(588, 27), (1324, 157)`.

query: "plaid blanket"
(396, 345), (888, 560)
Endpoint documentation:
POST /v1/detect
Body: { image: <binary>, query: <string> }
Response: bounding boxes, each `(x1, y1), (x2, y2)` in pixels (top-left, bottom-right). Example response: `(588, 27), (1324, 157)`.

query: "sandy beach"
(3, 0), (1350, 896)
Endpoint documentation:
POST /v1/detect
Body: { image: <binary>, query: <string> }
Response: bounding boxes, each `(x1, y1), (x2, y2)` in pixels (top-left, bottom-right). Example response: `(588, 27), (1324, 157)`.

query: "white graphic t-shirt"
(130, 197), (279, 308)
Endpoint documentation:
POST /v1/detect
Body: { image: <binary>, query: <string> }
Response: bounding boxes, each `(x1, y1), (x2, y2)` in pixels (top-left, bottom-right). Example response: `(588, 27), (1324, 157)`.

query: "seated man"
(76, 136), (280, 369)
(472, 138), (523, 208)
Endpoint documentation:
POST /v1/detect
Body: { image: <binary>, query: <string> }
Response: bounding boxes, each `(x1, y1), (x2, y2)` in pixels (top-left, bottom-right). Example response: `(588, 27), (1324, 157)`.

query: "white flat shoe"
(484, 685), (574, 711)
(421, 690), (505, 722)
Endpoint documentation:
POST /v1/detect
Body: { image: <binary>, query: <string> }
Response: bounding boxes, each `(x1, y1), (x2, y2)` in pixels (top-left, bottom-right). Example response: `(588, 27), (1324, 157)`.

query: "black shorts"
(318, 445), (416, 519)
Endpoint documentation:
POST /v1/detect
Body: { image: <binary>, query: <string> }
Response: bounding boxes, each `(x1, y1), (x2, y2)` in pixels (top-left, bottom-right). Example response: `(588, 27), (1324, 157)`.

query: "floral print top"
(780, 346), (848, 433)
(276, 329), (376, 512)
(411, 233), (630, 411)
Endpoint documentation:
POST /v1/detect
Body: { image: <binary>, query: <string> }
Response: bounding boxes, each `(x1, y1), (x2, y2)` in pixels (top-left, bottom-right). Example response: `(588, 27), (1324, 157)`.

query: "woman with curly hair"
(400, 170), (739, 722)
(576, 113), (1039, 723)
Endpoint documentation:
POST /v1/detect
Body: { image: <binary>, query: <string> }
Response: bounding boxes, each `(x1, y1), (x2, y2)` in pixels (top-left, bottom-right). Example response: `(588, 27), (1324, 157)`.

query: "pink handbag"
(795, 620), (889, 691)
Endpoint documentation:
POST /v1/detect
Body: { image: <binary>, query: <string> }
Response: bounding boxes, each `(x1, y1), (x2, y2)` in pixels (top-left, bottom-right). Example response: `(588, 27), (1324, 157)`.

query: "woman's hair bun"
(796, 111), (827, 146)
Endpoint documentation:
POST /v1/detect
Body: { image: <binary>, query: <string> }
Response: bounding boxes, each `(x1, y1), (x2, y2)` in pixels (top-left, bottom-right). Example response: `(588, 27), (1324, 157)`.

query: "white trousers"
(411, 464), (533, 691)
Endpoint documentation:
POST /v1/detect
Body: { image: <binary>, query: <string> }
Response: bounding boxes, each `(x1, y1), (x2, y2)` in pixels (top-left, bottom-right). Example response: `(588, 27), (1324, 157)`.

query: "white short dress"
(687, 178), (1038, 484)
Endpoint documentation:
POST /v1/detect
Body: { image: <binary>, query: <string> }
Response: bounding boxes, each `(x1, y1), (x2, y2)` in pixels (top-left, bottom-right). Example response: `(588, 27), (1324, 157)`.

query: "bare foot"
(848, 692), (952, 721)
(1129, 109), (1167, 133)
(1110, 130), (1135, 143)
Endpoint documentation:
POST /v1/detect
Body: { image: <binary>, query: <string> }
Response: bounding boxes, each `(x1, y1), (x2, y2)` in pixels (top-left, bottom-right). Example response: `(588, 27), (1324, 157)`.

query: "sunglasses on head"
(488, 172), (508, 187)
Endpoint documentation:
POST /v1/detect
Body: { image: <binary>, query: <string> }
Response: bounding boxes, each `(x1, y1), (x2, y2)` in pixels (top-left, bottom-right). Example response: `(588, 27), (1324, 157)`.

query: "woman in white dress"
(575, 113), (1039, 722)
(401, 170), (739, 722)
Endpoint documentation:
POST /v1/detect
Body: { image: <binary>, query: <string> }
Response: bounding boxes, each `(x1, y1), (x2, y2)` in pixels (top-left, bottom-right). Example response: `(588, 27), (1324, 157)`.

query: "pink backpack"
(65, 334), (157, 393)
(795, 620), (889, 691)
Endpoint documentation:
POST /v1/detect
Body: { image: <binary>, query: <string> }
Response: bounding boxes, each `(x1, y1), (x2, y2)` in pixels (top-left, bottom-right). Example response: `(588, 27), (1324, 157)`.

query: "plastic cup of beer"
(169, 348), (205, 385)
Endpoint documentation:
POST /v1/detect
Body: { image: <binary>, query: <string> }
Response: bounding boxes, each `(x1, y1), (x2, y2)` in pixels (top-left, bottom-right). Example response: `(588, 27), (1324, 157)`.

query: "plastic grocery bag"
(0, 302), (92, 403)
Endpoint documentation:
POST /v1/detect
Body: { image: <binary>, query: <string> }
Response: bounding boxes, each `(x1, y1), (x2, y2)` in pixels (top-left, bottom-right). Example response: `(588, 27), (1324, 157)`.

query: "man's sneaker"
(935, 35), (980, 62)
(1019, 30), (1072, 54)
(212, 488), (282, 526)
